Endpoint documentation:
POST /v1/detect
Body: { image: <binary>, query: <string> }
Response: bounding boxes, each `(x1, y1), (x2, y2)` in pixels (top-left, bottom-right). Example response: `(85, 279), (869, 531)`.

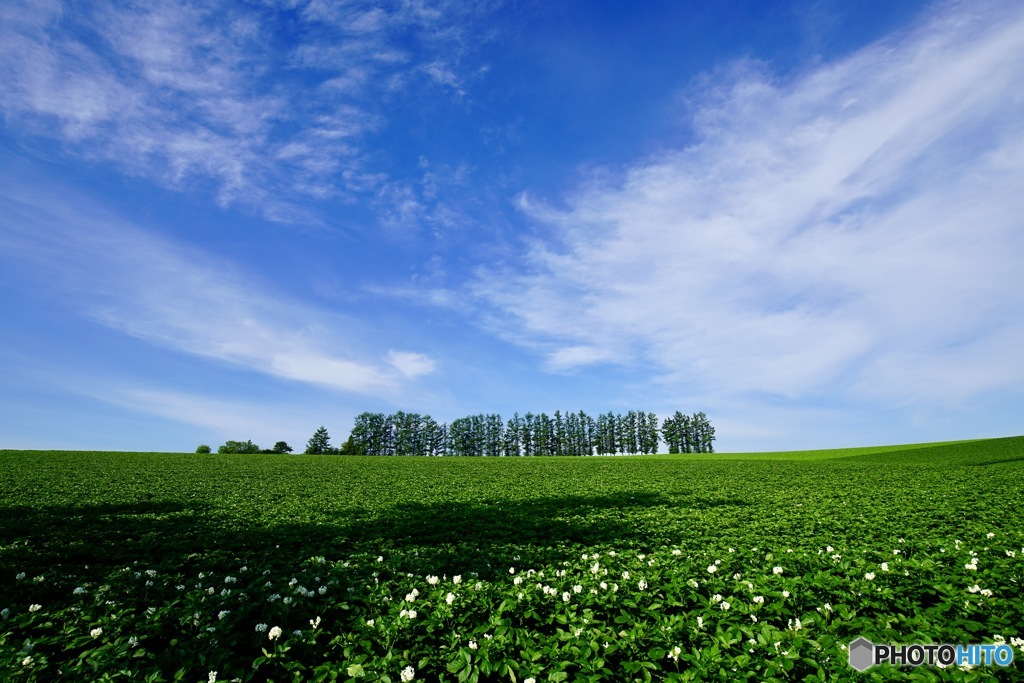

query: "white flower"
(310, 616), (321, 629)
(1006, 550), (1017, 558)
(823, 603), (832, 612)
(453, 575), (462, 584)
(255, 623), (268, 632)
(688, 579), (699, 588)
(90, 627), (103, 637)
(782, 590), (790, 598)
(752, 595), (765, 604)
(268, 626), (283, 641)
(128, 636), (138, 647)
(73, 586), (86, 595)
(987, 532), (995, 539)
(668, 645), (682, 661)
(0, 608), (8, 619)
(965, 562), (977, 570)
(16, 572), (26, 580)
(638, 580), (648, 591)
(208, 672), (217, 683)
(697, 616), (704, 629)
(21, 656), (33, 666)
(468, 639), (478, 650)
(711, 594), (723, 603)
(751, 614), (758, 623)
(400, 666), (415, 682)
(720, 601), (730, 611)
(525, 679), (536, 683)
(707, 565), (717, 574)
(573, 584), (583, 594)
(513, 576), (523, 585)
(967, 585), (981, 593)
(562, 591), (571, 602)
(426, 575), (439, 585)
(880, 562), (889, 572)
(826, 546), (833, 553)
(405, 593), (416, 603)
(980, 589), (993, 597)
(600, 581), (608, 590)
(366, 619), (375, 627)
(377, 556), (384, 562)
(1011, 636), (1024, 649)
(864, 572), (875, 581)
(733, 573), (741, 580)
(445, 592), (456, 605)
(772, 566), (783, 575)
(28, 604), (42, 612)
(218, 610), (230, 620)
(672, 549), (682, 556)
(622, 571), (630, 579)
(591, 562), (601, 574)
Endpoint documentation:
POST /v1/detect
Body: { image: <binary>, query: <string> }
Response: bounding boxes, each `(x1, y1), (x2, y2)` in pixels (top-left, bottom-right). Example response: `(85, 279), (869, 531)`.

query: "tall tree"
(504, 413), (522, 456)
(305, 427), (331, 455)
(521, 412), (535, 457)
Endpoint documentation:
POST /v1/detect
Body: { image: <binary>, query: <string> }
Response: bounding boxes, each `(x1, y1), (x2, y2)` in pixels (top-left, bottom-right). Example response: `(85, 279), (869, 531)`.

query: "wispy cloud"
(0, 0), (494, 223)
(476, 0), (1024, 408)
(387, 350), (437, 379)
(0, 179), (436, 398)
(84, 386), (326, 446)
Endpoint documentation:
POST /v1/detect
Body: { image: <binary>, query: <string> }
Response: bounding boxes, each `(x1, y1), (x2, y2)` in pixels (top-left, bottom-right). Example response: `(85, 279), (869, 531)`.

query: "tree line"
(338, 409), (712, 456)
(196, 440), (293, 454)
(198, 410), (715, 457)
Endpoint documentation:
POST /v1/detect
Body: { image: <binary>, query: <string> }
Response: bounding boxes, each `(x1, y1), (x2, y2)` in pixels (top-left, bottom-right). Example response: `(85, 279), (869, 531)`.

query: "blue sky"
(2, 0), (1023, 453)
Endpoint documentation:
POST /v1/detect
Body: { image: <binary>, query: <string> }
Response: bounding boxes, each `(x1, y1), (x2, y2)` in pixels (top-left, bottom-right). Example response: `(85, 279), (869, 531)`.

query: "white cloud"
(0, 0), (493, 223)
(94, 387), (319, 445)
(477, 0), (1024, 408)
(0, 180), (431, 399)
(546, 345), (616, 372)
(387, 350), (437, 379)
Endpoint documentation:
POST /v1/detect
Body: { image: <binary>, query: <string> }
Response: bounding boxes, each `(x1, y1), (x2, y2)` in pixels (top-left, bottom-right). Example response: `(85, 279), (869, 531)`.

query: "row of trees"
(196, 440), (293, 454)
(342, 409), (713, 457)
(197, 411), (716, 457)
(660, 411), (715, 454)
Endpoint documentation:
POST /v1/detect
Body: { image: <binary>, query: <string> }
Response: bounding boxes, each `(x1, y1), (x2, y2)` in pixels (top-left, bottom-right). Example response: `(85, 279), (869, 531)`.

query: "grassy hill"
(1, 436), (1022, 680)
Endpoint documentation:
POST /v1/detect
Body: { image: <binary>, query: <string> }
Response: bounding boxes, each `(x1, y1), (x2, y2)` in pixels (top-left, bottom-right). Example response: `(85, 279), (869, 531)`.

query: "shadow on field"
(0, 492), (750, 586)
(348, 492), (750, 547)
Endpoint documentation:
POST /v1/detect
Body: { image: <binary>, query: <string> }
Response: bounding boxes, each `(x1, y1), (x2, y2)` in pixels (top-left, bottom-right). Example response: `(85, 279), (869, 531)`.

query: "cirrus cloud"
(476, 0), (1024, 409)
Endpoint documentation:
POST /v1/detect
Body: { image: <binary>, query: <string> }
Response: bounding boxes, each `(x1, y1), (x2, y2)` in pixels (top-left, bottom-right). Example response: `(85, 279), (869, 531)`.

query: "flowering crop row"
(1, 437), (1022, 680)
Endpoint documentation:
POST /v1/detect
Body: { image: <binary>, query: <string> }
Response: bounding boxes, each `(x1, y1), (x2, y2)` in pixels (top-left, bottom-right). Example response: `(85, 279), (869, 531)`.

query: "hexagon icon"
(848, 637), (875, 671)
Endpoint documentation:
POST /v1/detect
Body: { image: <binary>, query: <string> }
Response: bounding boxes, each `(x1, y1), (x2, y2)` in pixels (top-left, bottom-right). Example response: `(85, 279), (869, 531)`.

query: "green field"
(2, 437), (1023, 681)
